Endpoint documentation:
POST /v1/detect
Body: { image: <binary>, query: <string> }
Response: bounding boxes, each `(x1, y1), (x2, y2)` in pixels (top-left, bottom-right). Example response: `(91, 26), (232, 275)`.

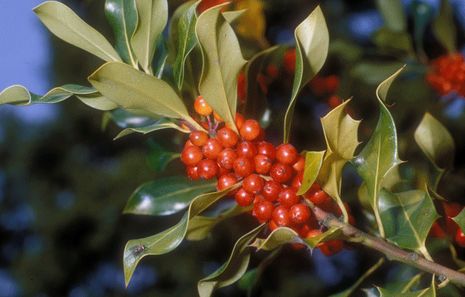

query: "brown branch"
(312, 207), (465, 287)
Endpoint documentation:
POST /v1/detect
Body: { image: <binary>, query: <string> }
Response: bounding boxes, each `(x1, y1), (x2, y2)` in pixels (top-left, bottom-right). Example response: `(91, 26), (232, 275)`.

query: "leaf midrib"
(394, 193), (423, 249)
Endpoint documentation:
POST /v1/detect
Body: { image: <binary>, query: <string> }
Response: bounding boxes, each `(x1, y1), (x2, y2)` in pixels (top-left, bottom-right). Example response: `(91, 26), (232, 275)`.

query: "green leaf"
(88, 62), (203, 130)
(453, 208), (465, 234)
(412, 2), (435, 60)
(197, 224), (265, 297)
(432, 0), (457, 53)
(329, 258), (384, 297)
(0, 84), (117, 111)
(353, 67), (404, 237)
(379, 189), (439, 252)
(303, 227), (342, 248)
(33, 1), (121, 62)
(377, 278), (436, 297)
(146, 141), (180, 173)
(109, 109), (157, 129)
(114, 118), (190, 139)
(297, 150), (325, 195)
(283, 5), (329, 143)
(373, 28), (414, 56)
(131, 0), (168, 73)
(250, 227), (299, 251)
(375, 0), (406, 32)
(105, 0), (138, 66)
(196, 4), (247, 132)
(170, 1), (199, 90)
(123, 176), (216, 216)
(123, 184), (240, 287)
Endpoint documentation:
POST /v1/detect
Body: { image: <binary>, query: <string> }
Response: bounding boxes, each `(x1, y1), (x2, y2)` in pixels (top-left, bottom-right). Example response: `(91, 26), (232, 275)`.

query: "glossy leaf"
(432, 0), (456, 53)
(196, 4), (247, 131)
(297, 150), (325, 195)
(375, 0), (406, 32)
(33, 1), (121, 62)
(123, 184), (240, 287)
(114, 118), (190, 139)
(88, 62), (203, 130)
(105, 0), (138, 65)
(123, 176), (216, 216)
(250, 227), (299, 251)
(283, 5), (329, 143)
(379, 189), (439, 252)
(353, 67), (404, 237)
(197, 224), (265, 297)
(132, 0), (168, 73)
(146, 141), (181, 173)
(109, 109), (157, 129)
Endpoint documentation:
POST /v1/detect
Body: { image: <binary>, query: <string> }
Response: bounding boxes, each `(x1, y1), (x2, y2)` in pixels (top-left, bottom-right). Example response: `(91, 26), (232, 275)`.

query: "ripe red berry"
(184, 139), (195, 149)
(456, 229), (465, 247)
(233, 157), (255, 177)
(306, 190), (331, 205)
(276, 144), (298, 165)
(289, 203), (311, 225)
(243, 174), (265, 194)
(216, 127), (239, 148)
(235, 113), (245, 129)
(202, 138), (223, 160)
(186, 166), (199, 180)
(181, 146), (203, 166)
(235, 188), (254, 207)
(197, 159), (218, 179)
(254, 154), (273, 174)
(319, 240), (343, 256)
(293, 156), (305, 172)
(291, 172), (303, 190)
(257, 141), (276, 160)
(429, 222), (446, 238)
(272, 206), (290, 227)
(217, 148), (237, 170)
(278, 188), (299, 208)
(217, 174), (238, 191)
(236, 141), (257, 158)
(270, 163), (294, 183)
(189, 131), (209, 147)
(262, 180), (282, 202)
(268, 220), (279, 231)
(253, 200), (274, 222)
(194, 96), (213, 116)
(240, 119), (261, 141)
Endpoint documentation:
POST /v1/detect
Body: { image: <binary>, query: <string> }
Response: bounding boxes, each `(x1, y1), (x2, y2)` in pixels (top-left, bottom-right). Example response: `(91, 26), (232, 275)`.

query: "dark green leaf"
(297, 150), (325, 195)
(109, 109), (157, 129)
(373, 28), (414, 56)
(146, 141), (180, 173)
(114, 118), (189, 139)
(412, 2), (435, 60)
(432, 0), (457, 53)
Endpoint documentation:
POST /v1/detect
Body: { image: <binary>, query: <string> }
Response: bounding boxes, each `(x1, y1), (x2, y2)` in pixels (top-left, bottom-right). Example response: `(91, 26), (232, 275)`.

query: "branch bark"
(312, 207), (465, 287)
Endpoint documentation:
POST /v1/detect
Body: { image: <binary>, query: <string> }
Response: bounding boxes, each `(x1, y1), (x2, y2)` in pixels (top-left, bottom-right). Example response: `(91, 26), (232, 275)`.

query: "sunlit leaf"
(131, 0), (168, 73)
(105, 0), (138, 66)
(123, 176), (216, 216)
(297, 150), (325, 195)
(114, 118), (190, 139)
(250, 227), (299, 251)
(353, 67), (404, 237)
(197, 224), (265, 297)
(123, 184), (240, 287)
(33, 1), (121, 62)
(196, 4), (247, 132)
(234, 0), (268, 47)
(283, 5), (329, 143)
(432, 0), (457, 53)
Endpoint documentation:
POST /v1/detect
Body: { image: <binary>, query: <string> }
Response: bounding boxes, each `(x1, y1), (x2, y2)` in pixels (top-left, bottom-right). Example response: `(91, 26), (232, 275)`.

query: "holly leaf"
(33, 1), (121, 62)
(250, 227), (299, 251)
(283, 5), (329, 143)
(453, 208), (465, 234)
(353, 67), (404, 236)
(197, 224), (265, 297)
(114, 118), (190, 139)
(234, 0), (268, 47)
(88, 62), (203, 130)
(105, 0), (138, 66)
(432, 0), (457, 53)
(123, 184), (240, 287)
(297, 150), (325, 195)
(109, 109), (157, 129)
(375, 0), (406, 32)
(146, 141), (181, 173)
(379, 189), (439, 253)
(377, 278), (436, 297)
(303, 226), (342, 248)
(196, 4), (247, 132)
(131, 0), (168, 73)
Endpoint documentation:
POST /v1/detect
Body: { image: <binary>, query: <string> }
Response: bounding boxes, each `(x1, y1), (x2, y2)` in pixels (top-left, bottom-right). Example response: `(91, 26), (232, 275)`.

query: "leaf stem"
(312, 207), (465, 287)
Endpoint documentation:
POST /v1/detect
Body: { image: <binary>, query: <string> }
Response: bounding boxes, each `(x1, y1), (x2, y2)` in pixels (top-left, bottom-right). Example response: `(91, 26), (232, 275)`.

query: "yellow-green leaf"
(297, 150), (325, 195)
(250, 227), (299, 251)
(114, 118), (190, 139)
(33, 1), (121, 62)
(283, 5), (329, 143)
(303, 227), (342, 248)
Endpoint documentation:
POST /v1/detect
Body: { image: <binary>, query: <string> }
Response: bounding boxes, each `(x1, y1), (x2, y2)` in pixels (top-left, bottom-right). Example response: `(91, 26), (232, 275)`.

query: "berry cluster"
(426, 53), (465, 97)
(430, 202), (465, 247)
(181, 96), (348, 256)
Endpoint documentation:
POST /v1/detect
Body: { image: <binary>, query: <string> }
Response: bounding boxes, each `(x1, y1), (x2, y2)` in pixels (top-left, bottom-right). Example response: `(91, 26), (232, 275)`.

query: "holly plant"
(1, 1), (465, 296)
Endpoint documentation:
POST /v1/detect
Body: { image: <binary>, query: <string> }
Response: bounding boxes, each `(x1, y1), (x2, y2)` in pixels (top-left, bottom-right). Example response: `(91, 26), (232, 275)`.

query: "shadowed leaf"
(432, 0), (456, 53)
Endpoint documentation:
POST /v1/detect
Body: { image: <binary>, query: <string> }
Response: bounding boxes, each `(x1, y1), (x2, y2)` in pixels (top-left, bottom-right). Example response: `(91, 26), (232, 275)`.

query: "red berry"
(217, 174), (238, 191)
(236, 141), (257, 158)
(268, 220), (279, 231)
(262, 180), (282, 202)
(289, 203), (311, 225)
(293, 156), (305, 172)
(233, 157), (255, 177)
(184, 139), (195, 149)
(306, 190), (331, 205)
(240, 119), (261, 141)
(194, 96), (213, 116)
(197, 159), (218, 179)
(243, 174), (265, 194)
(272, 206), (290, 227)
(181, 146), (203, 166)
(217, 148), (237, 170)
(253, 200), (274, 221)
(305, 229), (322, 239)
(278, 188), (299, 208)
(276, 144), (298, 165)
(291, 172), (303, 190)
(235, 188), (254, 207)
(186, 166), (199, 180)
(254, 154), (272, 174)
(235, 113), (245, 129)
(257, 141), (276, 160)
(189, 131), (209, 147)
(319, 240), (343, 256)
(202, 138), (223, 159)
(429, 222), (446, 238)
(270, 163), (294, 183)
(216, 127), (239, 148)
(456, 229), (465, 247)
